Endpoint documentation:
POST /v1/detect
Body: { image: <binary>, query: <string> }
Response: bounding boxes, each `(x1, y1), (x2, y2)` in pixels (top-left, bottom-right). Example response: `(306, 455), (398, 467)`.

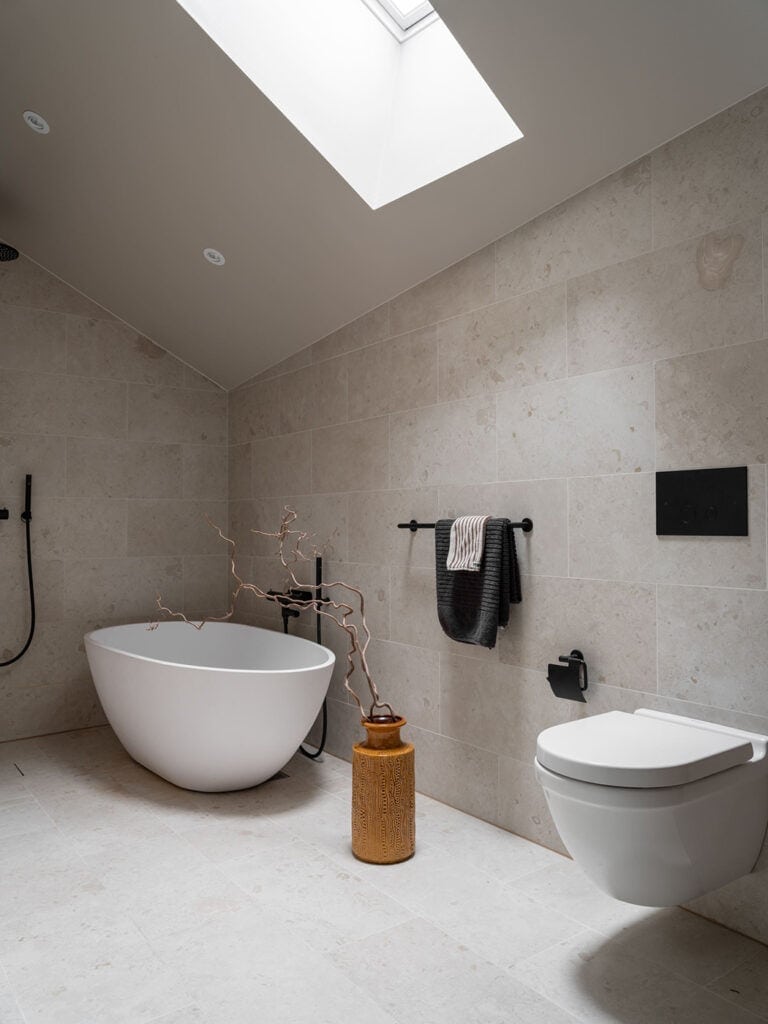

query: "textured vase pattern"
(351, 717), (415, 864)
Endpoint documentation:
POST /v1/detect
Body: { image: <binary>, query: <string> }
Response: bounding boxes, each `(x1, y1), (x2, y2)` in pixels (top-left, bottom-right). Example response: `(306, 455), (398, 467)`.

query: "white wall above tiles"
(231, 85), (768, 945)
(0, 259), (229, 741)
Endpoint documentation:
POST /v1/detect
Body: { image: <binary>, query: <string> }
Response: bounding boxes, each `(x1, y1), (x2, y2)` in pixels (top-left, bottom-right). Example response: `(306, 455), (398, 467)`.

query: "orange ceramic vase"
(351, 716), (415, 864)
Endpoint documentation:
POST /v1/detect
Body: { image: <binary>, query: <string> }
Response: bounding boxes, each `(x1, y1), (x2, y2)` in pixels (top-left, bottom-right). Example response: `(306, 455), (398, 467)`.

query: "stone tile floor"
(0, 726), (767, 1023)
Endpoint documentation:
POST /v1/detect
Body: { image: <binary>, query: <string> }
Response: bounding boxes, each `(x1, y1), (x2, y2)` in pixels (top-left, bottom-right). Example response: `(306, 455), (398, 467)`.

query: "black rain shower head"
(0, 242), (20, 261)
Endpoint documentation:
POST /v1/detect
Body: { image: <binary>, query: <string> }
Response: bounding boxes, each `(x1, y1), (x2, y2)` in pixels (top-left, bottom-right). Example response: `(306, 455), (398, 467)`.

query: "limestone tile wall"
(230, 86), (768, 943)
(0, 258), (229, 741)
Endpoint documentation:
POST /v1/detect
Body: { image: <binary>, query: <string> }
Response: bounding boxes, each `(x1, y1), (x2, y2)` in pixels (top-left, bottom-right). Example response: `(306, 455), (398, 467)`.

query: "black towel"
(435, 517), (521, 649)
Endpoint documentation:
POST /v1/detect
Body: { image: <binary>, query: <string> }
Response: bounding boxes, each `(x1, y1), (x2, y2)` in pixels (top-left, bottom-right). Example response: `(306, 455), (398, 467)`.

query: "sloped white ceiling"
(1, 0), (767, 387)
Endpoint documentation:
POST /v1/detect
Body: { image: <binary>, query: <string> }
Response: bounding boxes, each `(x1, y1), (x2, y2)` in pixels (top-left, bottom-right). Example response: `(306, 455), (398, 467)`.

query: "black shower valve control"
(0, 508), (8, 521)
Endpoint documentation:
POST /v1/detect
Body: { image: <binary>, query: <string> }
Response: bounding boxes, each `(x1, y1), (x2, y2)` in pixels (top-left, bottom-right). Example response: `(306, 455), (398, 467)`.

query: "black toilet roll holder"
(547, 650), (589, 703)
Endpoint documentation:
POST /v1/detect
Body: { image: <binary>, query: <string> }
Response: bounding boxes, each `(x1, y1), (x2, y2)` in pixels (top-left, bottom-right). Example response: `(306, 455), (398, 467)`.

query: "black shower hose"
(0, 509), (35, 667)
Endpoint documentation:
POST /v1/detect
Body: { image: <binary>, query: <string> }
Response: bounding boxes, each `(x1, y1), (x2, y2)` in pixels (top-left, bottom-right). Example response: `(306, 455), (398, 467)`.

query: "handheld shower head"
(0, 242), (20, 261)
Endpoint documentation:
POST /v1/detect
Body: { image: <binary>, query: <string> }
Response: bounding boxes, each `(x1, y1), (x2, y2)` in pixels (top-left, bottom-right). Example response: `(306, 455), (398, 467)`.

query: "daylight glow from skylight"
(176, 0), (523, 208)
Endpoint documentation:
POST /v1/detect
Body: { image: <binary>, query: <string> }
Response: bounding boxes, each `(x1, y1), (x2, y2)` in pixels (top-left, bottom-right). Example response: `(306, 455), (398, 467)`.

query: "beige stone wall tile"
(277, 358), (347, 434)
(66, 438), (182, 499)
(495, 158), (651, 299)
(228, 443), (252, 501)
(389, 565), (500, 663)
(658, 584), (768, 718)
(364, 639), (439, 731)
(251, 432), (312, 498)
(0, 554), (63, 627)
(652, 87), (768, 247)
(63, 556), (184, 621)
(0, 257), (114, 319)
(65, 318), (185, 385)
(312, 417), (388, 494)
(389, 246), (494, 336)
(257, 347), (313, 382)
(127, 499), (227, 556)
(407, 724), (499, 823)
(0, 435), (66, 497)
(228, 379), (281, 443)
(655, 464), (767, 589)
(312, 303), (390, 363)
(182, 555), (232, 617)
(655, 340), (768, 470)
(498, 575), (657, 692)
(440, 655), (581, 761)
(0, 675), (105, 741)
(294, 493), (349, 562)
(35, 497), (127, 559)
(567, 220), (763, 375)
(497, 364), (653, 480)
(182, 444), (228, 500)
(390, 396), (496, 489)
(438, 285), (567, 401)
(323, 561), (390, 640)
(127, 384), (226, 445)
(0, 306), (66, 373)
(347, 488), (438, 568)
(228, 499), (259, 557)
(0, 372), (69, 435)
(497, 756), (567, 853)
(569, 474), (655, 582)
(66, 377), (127, 439)
(0, 621), (96, 693)
(438, 479), (568, 578)
(347, 326), (437, 420)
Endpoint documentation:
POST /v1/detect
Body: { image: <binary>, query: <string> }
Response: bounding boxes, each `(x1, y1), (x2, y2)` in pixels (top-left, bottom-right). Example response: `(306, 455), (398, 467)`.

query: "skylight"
(176, 0), (523, 209)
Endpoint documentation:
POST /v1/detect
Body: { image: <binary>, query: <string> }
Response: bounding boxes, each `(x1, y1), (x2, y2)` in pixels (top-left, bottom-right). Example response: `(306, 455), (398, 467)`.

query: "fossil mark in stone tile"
(696, 231), (744, 290)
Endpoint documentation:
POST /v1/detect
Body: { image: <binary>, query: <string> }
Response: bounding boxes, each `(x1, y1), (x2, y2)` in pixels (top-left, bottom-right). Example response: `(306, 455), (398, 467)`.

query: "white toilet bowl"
(535, 709), (768, 906)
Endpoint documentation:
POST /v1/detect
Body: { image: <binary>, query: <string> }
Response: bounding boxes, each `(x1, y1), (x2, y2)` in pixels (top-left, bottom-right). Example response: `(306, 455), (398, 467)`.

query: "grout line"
(565, 477), (571, 578)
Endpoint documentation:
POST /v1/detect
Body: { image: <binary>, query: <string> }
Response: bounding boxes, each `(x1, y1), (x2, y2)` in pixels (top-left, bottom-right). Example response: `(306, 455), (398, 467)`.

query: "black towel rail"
(397, 517), (533, 533)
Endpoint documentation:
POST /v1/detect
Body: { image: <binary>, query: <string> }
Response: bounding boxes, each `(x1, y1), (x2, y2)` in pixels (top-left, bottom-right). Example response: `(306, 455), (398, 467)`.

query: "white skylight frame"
(359, 0), (438, 41)
(381, 0), (434, 28)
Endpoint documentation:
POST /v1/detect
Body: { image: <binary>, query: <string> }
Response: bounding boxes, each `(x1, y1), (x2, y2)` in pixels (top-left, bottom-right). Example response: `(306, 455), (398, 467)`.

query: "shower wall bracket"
(0, 508), (8, 520)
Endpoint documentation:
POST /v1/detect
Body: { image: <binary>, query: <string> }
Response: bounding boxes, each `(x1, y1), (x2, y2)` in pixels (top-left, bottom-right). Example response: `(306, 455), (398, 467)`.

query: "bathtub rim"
(84, 621), (335, 676)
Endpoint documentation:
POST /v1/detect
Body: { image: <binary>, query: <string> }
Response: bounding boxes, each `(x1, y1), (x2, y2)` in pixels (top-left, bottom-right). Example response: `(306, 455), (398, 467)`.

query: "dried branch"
(151, 508), (394, 721)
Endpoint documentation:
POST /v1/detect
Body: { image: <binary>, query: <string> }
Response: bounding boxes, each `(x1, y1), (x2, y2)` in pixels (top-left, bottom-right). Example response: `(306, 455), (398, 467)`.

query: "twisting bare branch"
(151, 508), (393, 721)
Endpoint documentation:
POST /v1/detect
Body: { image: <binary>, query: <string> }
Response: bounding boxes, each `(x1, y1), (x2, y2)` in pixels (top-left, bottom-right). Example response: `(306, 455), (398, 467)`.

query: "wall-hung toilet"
(535, 709), (768, 907)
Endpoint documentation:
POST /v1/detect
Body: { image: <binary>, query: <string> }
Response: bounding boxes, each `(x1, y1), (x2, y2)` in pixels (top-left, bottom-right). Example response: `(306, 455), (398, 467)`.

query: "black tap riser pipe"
(299, 555), (327, 760)
(1, 475), (35, 667)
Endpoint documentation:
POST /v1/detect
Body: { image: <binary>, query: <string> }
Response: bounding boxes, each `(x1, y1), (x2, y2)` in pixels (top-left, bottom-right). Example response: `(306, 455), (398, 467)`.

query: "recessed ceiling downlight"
(203, 247), (226, 266)
(23, 110), (50, 134)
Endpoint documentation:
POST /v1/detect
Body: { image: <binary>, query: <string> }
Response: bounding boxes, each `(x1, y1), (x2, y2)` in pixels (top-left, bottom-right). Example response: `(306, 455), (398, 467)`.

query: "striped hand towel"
(446, 515), (491, 571)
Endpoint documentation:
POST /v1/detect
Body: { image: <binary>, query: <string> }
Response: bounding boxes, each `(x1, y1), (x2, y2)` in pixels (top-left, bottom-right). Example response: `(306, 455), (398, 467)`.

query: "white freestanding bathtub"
(84, 622), (334, 792)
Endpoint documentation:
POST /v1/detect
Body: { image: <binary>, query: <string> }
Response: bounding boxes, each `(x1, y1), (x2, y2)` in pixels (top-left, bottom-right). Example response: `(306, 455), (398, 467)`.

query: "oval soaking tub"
(84, 622), (334, 792)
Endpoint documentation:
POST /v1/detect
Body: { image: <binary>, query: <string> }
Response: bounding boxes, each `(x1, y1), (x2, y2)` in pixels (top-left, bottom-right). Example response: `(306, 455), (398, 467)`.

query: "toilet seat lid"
(536, 711), (754, 788)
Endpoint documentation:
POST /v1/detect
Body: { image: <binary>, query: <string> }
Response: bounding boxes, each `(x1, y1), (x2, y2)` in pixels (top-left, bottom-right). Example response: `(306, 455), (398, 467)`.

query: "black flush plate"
(656, 467), (748, 536)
